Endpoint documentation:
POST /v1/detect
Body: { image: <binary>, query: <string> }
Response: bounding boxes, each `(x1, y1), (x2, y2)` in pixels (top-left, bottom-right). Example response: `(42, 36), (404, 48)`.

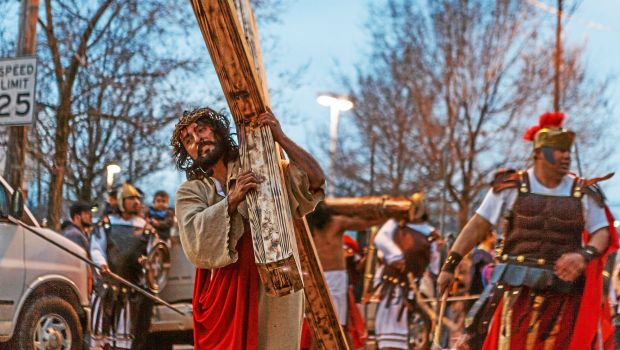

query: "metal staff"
(8, 216), (185, 316)
(431, 290), (449, 350)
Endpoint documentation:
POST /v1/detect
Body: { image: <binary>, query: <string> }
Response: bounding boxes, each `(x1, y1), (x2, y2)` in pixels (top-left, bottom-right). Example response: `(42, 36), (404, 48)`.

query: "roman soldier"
(90, 183), (162, 350)
(373, 193), (442, 350)
(438, 112), (619, 350)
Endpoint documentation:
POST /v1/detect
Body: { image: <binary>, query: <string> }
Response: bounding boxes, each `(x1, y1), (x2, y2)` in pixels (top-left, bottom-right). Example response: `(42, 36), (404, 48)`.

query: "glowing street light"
(317, 92), (354, 197)
(106, 164), (121, 192)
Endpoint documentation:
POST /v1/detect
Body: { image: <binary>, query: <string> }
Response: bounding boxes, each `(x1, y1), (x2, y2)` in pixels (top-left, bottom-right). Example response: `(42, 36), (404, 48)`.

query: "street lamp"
(106, 164), (121, 192)
(317, 92), (353, 197)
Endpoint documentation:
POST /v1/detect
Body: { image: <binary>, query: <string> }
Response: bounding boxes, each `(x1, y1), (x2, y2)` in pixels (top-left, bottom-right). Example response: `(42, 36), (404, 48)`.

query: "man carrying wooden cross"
(171, 106), (325, 350)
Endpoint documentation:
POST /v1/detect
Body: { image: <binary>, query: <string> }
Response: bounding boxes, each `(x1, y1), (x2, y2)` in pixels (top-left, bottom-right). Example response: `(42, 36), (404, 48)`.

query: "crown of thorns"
(170, 107), (231, 151)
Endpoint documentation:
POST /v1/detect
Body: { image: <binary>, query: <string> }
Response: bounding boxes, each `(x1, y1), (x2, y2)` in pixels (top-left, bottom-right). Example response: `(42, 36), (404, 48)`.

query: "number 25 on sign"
(0, 56), (37, 126)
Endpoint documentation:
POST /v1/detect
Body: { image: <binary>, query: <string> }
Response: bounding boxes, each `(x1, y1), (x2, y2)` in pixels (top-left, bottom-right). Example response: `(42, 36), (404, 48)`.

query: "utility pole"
(553, 0), (583, 174)
(553, 0), (563, 112)
(4, 0), (39, 193)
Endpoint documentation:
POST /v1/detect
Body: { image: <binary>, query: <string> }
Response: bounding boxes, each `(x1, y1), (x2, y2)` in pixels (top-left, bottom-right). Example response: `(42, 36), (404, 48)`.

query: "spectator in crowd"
(103, 189), (119, 215)
(469, 229), (497, 296)
(145, 190), (175, 240)
(61, 201), (93, 253)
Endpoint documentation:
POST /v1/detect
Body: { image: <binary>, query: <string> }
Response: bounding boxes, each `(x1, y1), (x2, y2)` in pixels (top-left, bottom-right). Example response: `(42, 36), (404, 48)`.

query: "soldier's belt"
(491, 260), (582, 294)
(498, 254), (553, 268)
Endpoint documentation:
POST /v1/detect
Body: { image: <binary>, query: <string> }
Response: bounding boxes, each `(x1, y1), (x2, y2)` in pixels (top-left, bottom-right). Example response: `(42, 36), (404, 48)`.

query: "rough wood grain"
(324, 196), (418, 221)
(189, 0), (302, 296)
(293, 218), (351, 350)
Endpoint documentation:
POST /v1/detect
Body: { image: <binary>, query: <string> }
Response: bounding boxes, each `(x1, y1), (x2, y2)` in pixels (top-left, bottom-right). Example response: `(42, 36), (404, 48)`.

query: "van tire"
(10, 295), (83, 350)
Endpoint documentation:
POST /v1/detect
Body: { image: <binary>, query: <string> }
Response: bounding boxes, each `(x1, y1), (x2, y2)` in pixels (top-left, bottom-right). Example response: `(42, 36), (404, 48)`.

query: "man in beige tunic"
(171, 107), (325, 350)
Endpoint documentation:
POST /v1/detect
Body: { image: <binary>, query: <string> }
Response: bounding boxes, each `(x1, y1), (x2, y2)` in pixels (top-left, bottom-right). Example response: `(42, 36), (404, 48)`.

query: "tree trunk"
(79, 170), (93, 202)
(457, 193), (471, 230)
(47, 102), (71, 230)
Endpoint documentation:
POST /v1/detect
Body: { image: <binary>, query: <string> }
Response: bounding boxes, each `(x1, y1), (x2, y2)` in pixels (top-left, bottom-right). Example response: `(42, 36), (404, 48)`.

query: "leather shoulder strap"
(584, 173), (613, 207)
(491, 168), (523, 193)
(571, 173), (613, 207)
(584, 172), (614, 187)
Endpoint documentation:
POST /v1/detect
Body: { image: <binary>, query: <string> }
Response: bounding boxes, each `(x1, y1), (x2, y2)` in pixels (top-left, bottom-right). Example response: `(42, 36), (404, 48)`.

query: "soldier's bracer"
(441, 251), (463, 274)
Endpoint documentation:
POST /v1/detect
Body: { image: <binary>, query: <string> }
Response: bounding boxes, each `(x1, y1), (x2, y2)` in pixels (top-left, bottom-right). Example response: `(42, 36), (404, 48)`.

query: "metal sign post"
(0, 56), (37, 126)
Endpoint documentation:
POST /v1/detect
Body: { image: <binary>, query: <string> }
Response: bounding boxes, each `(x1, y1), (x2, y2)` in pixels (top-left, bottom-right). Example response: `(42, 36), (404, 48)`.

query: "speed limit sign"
(0, 56), (37, 125)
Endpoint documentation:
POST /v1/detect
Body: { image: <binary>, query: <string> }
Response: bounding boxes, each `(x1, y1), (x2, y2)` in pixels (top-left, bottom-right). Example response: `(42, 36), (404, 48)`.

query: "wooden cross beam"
(188, 0), (350, 348)
(324, 196), (421, 221)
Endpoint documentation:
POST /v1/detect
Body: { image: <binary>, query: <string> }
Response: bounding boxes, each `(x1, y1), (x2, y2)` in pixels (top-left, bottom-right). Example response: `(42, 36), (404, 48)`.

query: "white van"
(0, 176), (90, 350)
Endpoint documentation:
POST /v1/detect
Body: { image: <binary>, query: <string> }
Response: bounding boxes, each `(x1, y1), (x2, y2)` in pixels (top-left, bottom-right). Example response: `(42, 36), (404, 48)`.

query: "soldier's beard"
(195, 140), (225, 170)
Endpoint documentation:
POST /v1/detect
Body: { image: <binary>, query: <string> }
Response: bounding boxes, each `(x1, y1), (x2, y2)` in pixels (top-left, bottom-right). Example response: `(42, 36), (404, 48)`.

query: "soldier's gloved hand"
(554, 252), (586, 282)
(437, 271), (454, 295)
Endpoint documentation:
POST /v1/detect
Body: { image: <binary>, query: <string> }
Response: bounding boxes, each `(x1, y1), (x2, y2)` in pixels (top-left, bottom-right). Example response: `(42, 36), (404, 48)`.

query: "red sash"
(568, 205), (618, 350)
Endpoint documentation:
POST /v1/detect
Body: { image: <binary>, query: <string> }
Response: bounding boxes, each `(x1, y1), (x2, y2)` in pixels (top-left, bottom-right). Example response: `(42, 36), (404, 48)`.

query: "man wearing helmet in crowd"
(90, 183), (157, 350)
(171, 107), (325, 350)
(437, 112), (618, 349)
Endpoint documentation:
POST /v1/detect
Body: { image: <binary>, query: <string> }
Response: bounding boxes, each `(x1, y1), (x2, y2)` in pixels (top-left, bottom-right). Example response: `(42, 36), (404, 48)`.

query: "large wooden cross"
(188, 0), (350, 348)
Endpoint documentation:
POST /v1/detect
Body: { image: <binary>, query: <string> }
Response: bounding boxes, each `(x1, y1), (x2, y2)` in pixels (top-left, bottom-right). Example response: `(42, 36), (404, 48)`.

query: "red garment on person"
(192, 232), (260, 350)
(482, 205), (619, 350)
(347, 288), (368, 349)
(300, 288), (368, 349)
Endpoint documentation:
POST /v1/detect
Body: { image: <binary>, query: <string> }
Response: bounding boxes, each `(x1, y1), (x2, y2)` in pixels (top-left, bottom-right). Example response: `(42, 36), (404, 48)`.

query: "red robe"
(482, 205), (619, 350)
(192, 232), (260, 350)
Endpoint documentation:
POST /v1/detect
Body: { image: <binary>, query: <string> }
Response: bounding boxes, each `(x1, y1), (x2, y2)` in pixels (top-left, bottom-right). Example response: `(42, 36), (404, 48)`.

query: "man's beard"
(195, 140), (225, 170)
(81, 219), (92, 229)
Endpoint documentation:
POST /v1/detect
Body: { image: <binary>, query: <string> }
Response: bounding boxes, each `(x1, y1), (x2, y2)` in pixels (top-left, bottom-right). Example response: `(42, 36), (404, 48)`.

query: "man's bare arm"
(587, 227), (610, 253)
(448, 214), (493, 256)
(437, 214), (492, 293)
(277, 134), (325, 190)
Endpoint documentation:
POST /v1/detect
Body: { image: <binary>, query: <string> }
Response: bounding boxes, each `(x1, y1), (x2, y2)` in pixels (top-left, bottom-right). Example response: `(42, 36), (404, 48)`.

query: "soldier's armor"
(492, 169), (607, 263)
(502, 172), (584, 263)
(394, 225), (432, 278)
(105, 224), (149, 282)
